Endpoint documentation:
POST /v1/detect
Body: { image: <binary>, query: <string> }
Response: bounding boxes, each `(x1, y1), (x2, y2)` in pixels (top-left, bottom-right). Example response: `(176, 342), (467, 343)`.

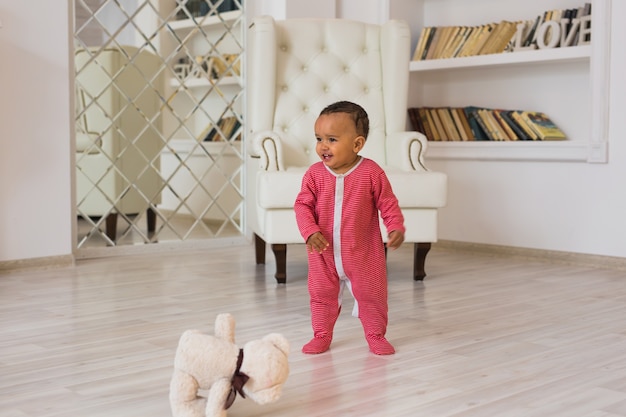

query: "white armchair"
(75, 46), (164, 242)
(246, 16), (447, 283)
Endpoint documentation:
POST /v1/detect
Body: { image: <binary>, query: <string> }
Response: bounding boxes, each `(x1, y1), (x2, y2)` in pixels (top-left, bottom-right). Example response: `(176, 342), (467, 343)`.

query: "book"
(500, 111), (530, 140)
(479, 109), (507, 140)
(413, 26), (430, 61)
(429, 108), (449, 141)
(202, 123), (218, 141)
(419, 27), (437, 60)
(454, 107), (475, 140)
(463, 106), (489, 140)
(498, 21), (521, 53)
(409, 107), (429, 141)
(439, 26), (464, 59)
(225, 54), (241, 76)
(479, 20), (517, 55)
(217, 116), (234, 141)
(476, 21), (505, 55)
(437, 108), (461, 140)
(425, 27), (444, 60)
(229, 118), (242, 141)
(198, 123), (215, 142)
(430, 26), (455, 60)
(423, 108), (441, 141)
(456, 25), (480, 57)
(493, 109), (518, 140)
(463, 23), (496, 57)
(451, 26), (474, 58)
(510, 111), (538, 140)
(416, 108), (436, 141)
(472, 109), (495, 140)
(201, 116), (240, 142)
(450, 107), (471, 141)
(226, 116), (242, 141)
(211, 55), (228, 78)
(520, 111), (566, 140)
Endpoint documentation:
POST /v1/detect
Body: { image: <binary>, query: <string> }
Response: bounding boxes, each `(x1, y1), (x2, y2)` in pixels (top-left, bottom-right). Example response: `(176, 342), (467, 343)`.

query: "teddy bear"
(169, 313), (290, 417)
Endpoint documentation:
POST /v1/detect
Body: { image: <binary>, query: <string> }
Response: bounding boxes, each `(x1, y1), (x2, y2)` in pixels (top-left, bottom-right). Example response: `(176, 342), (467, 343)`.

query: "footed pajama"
(295, 158), (404, 354)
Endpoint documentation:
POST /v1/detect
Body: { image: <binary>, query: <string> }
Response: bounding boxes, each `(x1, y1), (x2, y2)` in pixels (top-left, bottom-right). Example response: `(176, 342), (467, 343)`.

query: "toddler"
(294, 101), (405, 355)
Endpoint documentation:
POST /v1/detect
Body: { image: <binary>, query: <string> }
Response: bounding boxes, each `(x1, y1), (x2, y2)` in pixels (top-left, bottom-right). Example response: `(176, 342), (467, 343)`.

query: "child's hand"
(306, 232), (329, 254)
(387, 230), (404, 250)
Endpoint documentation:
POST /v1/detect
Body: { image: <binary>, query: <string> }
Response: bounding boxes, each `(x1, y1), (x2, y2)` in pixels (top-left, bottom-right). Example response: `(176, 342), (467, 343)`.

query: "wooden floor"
(2, 242), (626, 416)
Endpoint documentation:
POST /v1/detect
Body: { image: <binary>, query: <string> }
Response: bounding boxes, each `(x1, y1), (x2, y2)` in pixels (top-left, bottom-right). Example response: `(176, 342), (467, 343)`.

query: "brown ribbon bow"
(225, 349), (249, 410)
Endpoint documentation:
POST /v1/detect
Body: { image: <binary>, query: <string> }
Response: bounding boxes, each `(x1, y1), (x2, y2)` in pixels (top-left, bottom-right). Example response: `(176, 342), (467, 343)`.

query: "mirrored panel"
(74, 0), (244, 248)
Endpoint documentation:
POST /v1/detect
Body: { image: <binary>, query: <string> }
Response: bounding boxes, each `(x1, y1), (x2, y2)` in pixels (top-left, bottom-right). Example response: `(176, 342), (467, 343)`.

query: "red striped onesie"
(294, 157), (405, 354)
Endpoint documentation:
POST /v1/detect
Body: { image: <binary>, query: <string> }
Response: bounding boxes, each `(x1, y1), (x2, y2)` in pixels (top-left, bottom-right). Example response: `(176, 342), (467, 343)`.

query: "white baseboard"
(435, 240), (626, 272)
(4, 241), (624, 274)
(0, 254), (74, 273)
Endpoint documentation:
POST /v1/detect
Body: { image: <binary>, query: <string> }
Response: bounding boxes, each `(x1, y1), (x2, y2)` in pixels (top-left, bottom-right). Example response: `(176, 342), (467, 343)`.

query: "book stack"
(408, 107), (566, 142)
(199, 116), (242, 142)
(413, 21), (517, 61)
(412, 3), (591, 61)
(174, 53), (241, 82)
(211, 53), (241, 79)
(176, 0), (240, 19)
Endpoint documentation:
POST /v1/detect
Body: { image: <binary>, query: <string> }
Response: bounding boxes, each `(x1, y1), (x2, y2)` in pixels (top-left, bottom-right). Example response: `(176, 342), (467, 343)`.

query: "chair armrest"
(249, 130), (285, 171)
(385, 131), (429, 172)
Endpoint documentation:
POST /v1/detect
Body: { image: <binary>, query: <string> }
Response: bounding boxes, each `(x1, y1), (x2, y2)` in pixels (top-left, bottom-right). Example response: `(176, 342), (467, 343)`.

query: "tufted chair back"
(247, 16), (447, 284)
(248, 16), (412, 170)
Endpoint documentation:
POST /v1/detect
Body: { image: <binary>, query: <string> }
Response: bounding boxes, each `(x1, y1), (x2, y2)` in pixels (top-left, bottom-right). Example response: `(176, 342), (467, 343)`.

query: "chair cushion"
(257, 168), (306, 209)
(257, 166), (446, 210)
(385, 168), (447, 208)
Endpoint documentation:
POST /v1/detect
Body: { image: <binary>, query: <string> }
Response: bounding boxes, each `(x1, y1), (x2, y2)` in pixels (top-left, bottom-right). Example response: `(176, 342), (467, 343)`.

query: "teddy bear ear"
(263, 333), (290, 356)
(214, 313), (236, 343)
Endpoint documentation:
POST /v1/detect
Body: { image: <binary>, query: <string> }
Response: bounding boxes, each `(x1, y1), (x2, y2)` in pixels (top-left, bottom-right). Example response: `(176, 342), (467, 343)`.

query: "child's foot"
(302, 336), (332, 354)
(366, 335), (395, 355)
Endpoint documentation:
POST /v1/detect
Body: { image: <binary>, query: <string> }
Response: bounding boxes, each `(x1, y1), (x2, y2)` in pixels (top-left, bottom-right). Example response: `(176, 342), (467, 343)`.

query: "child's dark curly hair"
(319, 101), (369, 139)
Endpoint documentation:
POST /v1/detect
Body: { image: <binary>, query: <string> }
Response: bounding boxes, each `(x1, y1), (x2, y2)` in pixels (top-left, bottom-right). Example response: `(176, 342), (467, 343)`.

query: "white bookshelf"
(169, 75), (240, 89)
(167, 10), (242, 31)
(403, 0), (610, 163)
(159, 5), (244, 222)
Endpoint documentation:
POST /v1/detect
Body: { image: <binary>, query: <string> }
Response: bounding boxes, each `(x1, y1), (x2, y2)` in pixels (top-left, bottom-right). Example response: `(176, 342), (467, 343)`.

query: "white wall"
(1, 0), (625, 263)
(248, 0), (336, 20)
(0, 0), (73, 262)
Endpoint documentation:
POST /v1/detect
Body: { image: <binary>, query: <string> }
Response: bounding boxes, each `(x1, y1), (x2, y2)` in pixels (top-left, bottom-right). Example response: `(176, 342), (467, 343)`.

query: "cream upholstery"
(75, 46), (164, 242)
(247, 16), (447, 283)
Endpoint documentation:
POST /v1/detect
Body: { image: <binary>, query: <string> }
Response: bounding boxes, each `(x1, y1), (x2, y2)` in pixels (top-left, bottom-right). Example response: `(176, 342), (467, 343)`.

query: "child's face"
(314, 112), (365, 174)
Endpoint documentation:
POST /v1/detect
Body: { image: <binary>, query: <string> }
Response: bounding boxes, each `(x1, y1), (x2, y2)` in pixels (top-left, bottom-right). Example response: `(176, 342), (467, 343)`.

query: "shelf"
(167, 10), (242, 32)
(423, 140), (598, 162)
(169, 76), (241, 89)
(165, 138), (241, 157)
(410, 45), (591, 72)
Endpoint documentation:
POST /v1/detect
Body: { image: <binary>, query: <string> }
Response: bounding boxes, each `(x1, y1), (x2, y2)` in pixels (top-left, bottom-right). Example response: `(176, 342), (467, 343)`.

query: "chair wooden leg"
(271, 243), (287, 284)
(254, 234), (266, 264)
(146, 207), (156, 233)
(413, 242), (431, 281)
(105, 212), (118, 242)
